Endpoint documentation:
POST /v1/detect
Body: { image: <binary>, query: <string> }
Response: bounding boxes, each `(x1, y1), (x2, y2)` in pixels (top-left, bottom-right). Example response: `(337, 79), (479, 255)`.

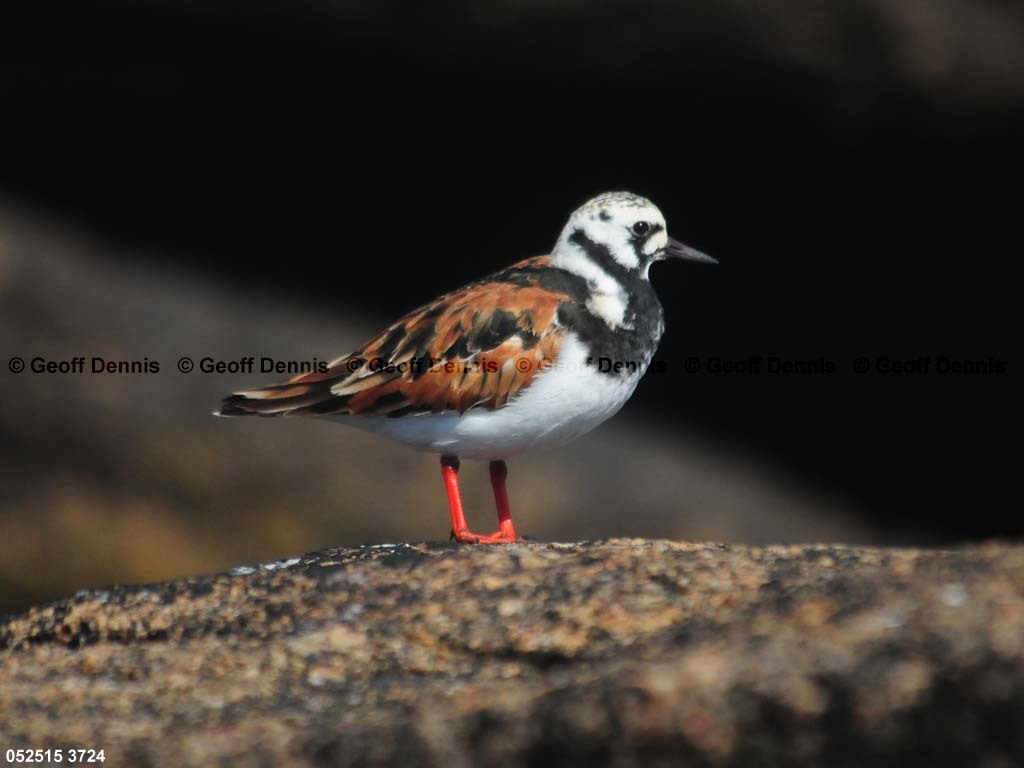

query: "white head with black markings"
(551, 191), (716, 287)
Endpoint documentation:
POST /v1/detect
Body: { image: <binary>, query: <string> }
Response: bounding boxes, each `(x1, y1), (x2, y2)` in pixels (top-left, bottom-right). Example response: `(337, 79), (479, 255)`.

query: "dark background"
(2, 0), (1020, 549)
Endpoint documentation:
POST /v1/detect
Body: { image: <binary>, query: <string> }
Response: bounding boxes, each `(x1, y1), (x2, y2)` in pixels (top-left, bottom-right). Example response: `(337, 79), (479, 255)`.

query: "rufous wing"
(218, 257), (569, 418)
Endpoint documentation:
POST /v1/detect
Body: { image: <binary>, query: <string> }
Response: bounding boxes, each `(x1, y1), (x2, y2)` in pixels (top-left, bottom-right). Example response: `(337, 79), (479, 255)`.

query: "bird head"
(552, 191), (716, 283)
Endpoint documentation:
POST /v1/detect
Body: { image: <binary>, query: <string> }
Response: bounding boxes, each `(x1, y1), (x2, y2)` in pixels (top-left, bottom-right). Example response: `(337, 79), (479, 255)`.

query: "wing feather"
(218, 256), (570, 418)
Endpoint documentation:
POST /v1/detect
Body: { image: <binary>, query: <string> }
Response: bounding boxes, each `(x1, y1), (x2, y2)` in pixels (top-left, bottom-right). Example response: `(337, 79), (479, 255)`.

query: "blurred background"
(1, 0), (1020, 615)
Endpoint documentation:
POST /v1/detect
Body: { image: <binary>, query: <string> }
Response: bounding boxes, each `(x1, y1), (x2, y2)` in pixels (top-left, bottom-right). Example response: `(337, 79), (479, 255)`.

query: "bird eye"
(631, 221), (650, 237)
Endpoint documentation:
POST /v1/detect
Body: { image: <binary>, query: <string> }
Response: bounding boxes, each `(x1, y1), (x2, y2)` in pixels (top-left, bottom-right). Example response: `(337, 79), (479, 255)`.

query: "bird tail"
(215, 376), (348, 418)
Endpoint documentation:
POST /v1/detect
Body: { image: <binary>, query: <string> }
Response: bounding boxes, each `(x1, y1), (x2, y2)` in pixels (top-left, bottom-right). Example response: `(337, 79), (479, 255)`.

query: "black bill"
(665, 237), (718, 264)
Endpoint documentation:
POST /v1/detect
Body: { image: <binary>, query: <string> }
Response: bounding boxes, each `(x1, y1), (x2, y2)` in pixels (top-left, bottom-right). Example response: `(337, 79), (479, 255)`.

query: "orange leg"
(441, 455), (519, 543)
(488, 460), (517, 541)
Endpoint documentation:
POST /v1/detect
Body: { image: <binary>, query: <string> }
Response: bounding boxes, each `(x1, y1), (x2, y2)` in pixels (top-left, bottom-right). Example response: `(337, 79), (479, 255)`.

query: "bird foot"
(450, 526), (519, 544)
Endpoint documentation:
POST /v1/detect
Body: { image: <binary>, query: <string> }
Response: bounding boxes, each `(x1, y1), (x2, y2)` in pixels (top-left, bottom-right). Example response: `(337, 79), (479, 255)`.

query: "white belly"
(334, 334), (649, 460)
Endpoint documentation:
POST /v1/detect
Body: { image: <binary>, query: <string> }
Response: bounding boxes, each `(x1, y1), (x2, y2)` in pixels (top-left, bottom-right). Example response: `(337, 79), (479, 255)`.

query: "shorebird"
(218, 191), (716, 542)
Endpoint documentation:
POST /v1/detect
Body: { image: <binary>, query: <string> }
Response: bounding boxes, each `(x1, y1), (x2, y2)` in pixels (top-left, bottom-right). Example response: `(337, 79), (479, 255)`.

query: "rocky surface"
(3, 539), (1024, 767)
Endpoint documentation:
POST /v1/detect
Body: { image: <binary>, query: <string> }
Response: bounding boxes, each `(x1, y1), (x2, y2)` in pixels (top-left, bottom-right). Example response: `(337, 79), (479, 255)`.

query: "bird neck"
(551, 233), (658, 331)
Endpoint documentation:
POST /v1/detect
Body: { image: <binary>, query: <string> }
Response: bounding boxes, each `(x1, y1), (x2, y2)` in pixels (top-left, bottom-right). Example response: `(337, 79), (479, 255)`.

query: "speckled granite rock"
(2, 540), (1024, 767)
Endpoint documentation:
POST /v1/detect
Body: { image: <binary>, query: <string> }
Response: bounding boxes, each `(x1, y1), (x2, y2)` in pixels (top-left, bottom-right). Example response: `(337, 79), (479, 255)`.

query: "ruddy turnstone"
(218, 191), (716, 543)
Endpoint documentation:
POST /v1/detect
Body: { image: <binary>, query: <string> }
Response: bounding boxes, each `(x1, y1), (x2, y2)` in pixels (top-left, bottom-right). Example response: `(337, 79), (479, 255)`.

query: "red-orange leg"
(441, 455), (519, 544)
(489, 460), (517, 541)
(441, 455), (469, 535)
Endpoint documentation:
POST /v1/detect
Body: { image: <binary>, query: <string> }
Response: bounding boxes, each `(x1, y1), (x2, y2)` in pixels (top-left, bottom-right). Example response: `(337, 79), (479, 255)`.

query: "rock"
(2, 539), (1024, 766)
